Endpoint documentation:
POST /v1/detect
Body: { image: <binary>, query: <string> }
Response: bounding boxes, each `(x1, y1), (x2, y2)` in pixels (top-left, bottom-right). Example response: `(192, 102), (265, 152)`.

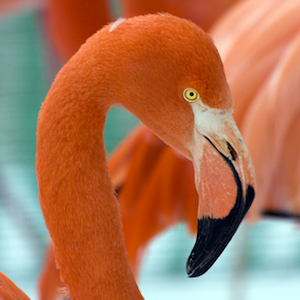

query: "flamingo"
(0, 14), (255, 299)
(39, 1), (247, 298)
(4, 0), (299, 297)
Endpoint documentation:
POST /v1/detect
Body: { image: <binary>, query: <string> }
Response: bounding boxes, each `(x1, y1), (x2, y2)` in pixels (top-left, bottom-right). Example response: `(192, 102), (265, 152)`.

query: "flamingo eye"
(183, 88), (199, 102)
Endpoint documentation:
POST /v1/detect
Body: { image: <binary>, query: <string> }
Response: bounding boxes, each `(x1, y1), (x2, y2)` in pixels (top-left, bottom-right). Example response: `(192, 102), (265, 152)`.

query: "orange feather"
(0, 272), (30, 300)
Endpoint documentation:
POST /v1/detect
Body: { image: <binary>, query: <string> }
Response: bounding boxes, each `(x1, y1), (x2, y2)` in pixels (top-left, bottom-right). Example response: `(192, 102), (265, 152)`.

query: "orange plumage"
(0, 13), (255, 299)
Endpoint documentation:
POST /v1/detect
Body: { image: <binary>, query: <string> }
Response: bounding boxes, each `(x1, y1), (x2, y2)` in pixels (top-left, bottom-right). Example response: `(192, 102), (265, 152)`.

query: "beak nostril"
(227, 142), (237, 161)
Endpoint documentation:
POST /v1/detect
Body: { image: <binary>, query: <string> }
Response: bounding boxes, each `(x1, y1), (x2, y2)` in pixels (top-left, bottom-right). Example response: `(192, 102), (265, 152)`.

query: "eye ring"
(183, 88), (199, 102)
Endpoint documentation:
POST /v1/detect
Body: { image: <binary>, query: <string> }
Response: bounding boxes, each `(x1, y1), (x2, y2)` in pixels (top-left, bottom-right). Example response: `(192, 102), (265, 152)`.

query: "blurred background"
(1, 1), (300, 299)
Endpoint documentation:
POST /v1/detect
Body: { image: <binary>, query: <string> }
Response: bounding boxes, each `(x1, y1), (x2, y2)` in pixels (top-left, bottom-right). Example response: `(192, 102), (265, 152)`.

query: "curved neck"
(36, 49), (143, 300)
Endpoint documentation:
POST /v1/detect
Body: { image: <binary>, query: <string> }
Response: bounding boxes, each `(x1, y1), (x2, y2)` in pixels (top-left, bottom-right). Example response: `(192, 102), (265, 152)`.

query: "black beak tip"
(186, 185), (255, 278)
(186, 249), (204, 277)
(186, 255), (210, 277)
(187, 267), (204, 278)
(185, 216), (235, 278)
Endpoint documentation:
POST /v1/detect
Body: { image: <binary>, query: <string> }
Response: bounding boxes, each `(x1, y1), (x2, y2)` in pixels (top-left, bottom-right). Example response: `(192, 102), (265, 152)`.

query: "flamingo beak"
(186, 110), (256, 277)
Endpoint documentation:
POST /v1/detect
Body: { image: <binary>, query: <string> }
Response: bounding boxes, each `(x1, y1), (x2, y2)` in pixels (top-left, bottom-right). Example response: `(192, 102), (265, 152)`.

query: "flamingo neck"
(36, 56), (143, 300)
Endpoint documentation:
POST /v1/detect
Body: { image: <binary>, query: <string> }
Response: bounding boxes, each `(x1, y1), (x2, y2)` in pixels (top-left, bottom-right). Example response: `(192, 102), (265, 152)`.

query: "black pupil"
(189, 92), (194, 97)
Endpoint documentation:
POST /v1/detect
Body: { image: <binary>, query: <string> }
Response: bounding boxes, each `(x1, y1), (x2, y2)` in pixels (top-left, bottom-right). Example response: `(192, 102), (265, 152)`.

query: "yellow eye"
(183, 88), (198, 102)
